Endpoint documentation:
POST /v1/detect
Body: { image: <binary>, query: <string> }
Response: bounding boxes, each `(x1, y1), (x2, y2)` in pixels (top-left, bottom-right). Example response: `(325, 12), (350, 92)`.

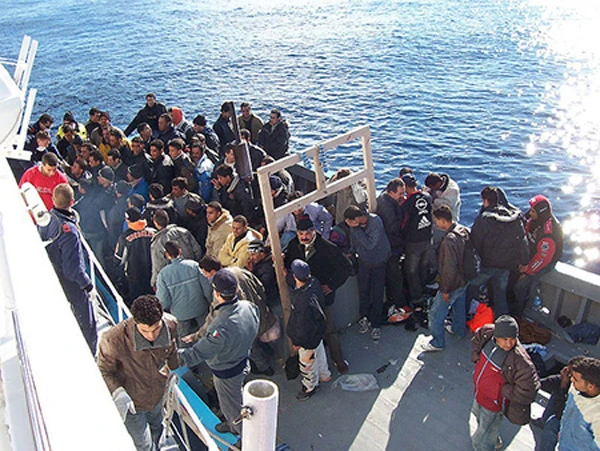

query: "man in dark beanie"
(470, 315), (540, 450)
(179, 269), (259, 439)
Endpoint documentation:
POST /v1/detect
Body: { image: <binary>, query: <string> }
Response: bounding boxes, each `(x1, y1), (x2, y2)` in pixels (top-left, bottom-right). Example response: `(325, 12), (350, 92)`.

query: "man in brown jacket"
(471, 315), (540, 450)
(97, 295), (178, 451)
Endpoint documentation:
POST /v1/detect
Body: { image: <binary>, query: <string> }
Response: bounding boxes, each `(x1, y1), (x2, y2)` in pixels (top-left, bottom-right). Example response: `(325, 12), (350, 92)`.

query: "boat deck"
(263, 315), (599, 451)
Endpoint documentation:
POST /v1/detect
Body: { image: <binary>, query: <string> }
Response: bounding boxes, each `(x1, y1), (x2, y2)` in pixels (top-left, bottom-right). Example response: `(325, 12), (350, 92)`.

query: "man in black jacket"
(149, 139), (175, 194)
(213, 102), (236, 157)
(285, 216), (351, 374)
(214, 164), (259, 224)
(471, 186), (529, 317)
(124, 93), (167, 136)
(257, 109), (290, 160)
(376, 177), (408, 321)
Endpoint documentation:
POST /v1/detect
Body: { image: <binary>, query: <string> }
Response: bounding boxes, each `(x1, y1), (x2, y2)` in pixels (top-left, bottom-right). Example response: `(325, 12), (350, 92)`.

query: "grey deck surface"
(262, 318), (597, 451)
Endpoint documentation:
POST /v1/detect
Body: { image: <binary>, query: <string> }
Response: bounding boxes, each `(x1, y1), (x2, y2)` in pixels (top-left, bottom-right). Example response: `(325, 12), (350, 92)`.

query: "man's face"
(171, 185), (184, 198)
(434, 217), (452, 232)
(108, 135), (119, 148)
(99, 115), (109, 127)
(140, 126), (152, 140)
(225, 149), (235, 164)
(40, 163), (57, 177)
(71, 162), (83, 178)
(190, 146), (202, 162)
(216, 174), (230, 187)
(80, 148), (91, 161)
(206, 207), (220, 224)
(150, 146), (161, 160)
(200, 268), (216, 280)
(389, 186), (405, 202)
(495, 337), (516, 352)
(37, 137), (50, 149)
(168, 146), (180, 160)
(429, 182), (443, 192)
(89, 157), (101, 168)
(40, 120), (53, 131)
(232, 221), (247, 238)
(90, 111), (101, 123)
(98, 176), (111, 188)
(269, 113), (280, 127)
(241, 105), (251, 119)
(570, 370), (598, 395)
(146, 96), (156, 108)
(136, 320), (162, 342)
(297, 229), (315, 245)
(107, 156), (118, 168)
(528, 210), (539, 221)
(193, 123), (204, 133)
(158, 117), (168, 132)
(131, 142), (144, 156)
(64, 130), (75, 142)
(248, 251), (266, 265)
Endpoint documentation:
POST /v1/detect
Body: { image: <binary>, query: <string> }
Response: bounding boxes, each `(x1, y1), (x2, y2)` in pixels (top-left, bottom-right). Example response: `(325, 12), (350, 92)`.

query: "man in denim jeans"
(421, 205), (468, 352)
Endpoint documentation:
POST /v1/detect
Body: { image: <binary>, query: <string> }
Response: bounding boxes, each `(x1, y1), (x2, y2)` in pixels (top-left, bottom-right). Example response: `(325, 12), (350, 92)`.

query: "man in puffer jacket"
(471, 315), (540, 450)
(471, 186), (529, 316)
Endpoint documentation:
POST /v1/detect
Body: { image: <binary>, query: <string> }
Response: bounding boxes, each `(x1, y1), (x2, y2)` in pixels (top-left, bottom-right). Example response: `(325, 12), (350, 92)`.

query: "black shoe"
(250, 360), (275, 376)
(296, 385), (319, 401)
(215, 421), (232, 434)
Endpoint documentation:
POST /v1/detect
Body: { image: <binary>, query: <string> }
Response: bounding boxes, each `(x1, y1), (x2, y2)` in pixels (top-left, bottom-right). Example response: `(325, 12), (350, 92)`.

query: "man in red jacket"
(19, 152), (68, 210)
(471, 315), (540, 450)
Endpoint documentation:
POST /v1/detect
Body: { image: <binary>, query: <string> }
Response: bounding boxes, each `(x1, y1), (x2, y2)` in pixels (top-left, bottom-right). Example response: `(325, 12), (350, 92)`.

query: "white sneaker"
(371, 327), (381, 341)
(421, 342), (444, 352)
(445, 324), (454, 335)
(358, 317), (370, 334)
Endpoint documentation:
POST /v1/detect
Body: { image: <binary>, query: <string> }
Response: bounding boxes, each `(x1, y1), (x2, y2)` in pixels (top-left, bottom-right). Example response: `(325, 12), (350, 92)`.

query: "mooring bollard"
(241, 379), (278, 451)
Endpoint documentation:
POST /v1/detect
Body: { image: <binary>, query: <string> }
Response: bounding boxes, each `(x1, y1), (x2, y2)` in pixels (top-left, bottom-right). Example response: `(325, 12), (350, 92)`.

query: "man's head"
(88, 107), (101, 123)
(71, 158), (88, 179)
(106, 148), (122, 168)
(97, 167), (115, 187)
(99, 111), (111, 127)
(269, 109), (281, 127)
(40, 152), (59, 177)
(168, 138), (186, 160)
(493, 315), (519, 351)
(287, 191), (306, 216)
(52, 183), (74, 209)
(36, 130), (51, 149)
(38, 113), (54, 131)
(190, 142), (204, 162)
(125, 207), (143, 224)
(149, 139), (165, 160)
(137, 123), (153, 141)
(148, 183), (164, 201)
(344, 205), (368, 228)
(269, 175), (283, 197)
(215, 164), (234, 187)
(153, 209), (170, 230)
(127, 164), (144, 182)
(481, 186), (498, 209)
(158, 113), (171, 132)
(401, 173), (418, 193)
(570, 357), (600, 396)
(130, 295), (163, 342)
(248, 240), (269, 265)
(89, 150), (104, 168)
(212, 268), (238, 303)
(385, 178), (406, 202)
(240, 102), (252, 119)
(170, 177), (188, 198)
(80, 142), (95, 161)
(192, 114), (207, 133)
(127, 194), (145, 210)
(296, 215), (316, 244)
(146, 93), (157, 108)
(62, 124), (75, 142)
(108, 128), (124, 148)
(291, 259), (311, 285)
(527, 195), (552, 221)
(240, 128), (251, 142)
(164, 240), (181, 261)
(433, 205), (454, 231)
(199, 255), (222, 280)
(220, 102), (232, 119)
(232, 215), (248, 238)
(130, 136), (145, 156)
(206, 201), (223, 224)
(424, 173), (444, 191)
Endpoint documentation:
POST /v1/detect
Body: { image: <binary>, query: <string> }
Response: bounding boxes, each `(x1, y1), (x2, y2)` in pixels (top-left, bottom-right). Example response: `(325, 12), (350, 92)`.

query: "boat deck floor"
(262, 318), (599, 451)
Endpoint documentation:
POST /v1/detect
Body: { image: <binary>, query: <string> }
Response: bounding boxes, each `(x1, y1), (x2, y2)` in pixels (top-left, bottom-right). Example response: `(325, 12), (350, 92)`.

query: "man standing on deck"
(257, 108), (290, 160)
(285, 215), (351, 374)
(38, 183), (98, 354)
(237, 102), (263, 144)
(471, 315), (540, 450)
(97, 295), (178, 451)
(124, 93), (167, 137)
(19, 152), (69, 210)
(213, 102), (236, 157)
(179, 269), (259, 438)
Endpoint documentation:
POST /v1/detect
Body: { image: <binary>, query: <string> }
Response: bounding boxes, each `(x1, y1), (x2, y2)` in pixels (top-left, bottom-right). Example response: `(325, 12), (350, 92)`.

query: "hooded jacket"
(523, 195), (563, 275)
(287, 276), (327, 350)
(471, 203), (529, 270)
(218, 228), (262, 269)
(206, 209), (234, 258)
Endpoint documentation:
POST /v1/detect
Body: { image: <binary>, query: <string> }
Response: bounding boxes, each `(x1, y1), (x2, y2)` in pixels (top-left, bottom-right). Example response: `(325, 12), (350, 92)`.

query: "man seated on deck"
(97, 295), (178, 451)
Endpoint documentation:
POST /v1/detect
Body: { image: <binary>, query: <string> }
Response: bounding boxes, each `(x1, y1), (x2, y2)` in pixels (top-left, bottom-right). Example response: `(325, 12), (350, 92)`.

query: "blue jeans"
(357, 263), (386, 327)
(124, 399), (163, 451)
(539, 415), (560, 451)
(428, 285), (466, 349)
(471, 400), (504, 451)
(472, 267), (509, 316)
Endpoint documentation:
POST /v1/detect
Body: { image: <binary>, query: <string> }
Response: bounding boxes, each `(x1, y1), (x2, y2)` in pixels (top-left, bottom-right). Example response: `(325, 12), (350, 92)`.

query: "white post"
(241, 379), (278, 451)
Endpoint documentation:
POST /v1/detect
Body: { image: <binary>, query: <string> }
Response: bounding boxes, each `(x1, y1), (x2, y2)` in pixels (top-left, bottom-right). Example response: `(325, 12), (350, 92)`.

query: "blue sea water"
(2, 0), (599, 270)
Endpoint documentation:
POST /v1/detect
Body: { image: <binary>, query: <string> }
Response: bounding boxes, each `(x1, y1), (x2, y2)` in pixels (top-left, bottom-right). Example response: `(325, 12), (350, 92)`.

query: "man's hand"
(322, 284), (332, 295)
(112, 387), (136, 422)
(560, 366), (571, 389)
(519, 264), (528, 273)
(181, 333), (197, 344)
(442, 292), (450, 303)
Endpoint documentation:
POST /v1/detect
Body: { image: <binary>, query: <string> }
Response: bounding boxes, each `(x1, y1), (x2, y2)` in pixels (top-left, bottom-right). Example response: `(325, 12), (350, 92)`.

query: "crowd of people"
(16, 95), (599, 451)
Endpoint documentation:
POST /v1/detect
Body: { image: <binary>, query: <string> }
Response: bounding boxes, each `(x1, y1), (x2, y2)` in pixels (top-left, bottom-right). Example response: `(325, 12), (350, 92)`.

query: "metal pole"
(241, 380), (278, 451)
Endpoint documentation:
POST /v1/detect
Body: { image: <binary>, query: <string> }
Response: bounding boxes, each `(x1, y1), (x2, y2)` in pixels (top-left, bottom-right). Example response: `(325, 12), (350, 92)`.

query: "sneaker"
(296, 385), (319, 401)
(215, 421), (232, 434)
(371, 327), (381, 341)
(495, 436), (503, 450)
(420, 342), (444, 352)
(358, 317), (370, 334)
(388, 306), (413, 323)
(445, 323), (454, 335)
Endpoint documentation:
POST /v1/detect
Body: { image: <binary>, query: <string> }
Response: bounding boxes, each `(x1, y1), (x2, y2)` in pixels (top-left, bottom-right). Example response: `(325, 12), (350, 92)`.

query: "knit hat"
(269, 175), (283, 191)
(494, 315), (519, 338)
(98, 166), (115, 182)
(63, 111), (75, 122)
(401, 173), (417, 187)
(295, 214), (314, 231)
(528, 195), (551, 217)
(125, 207), (142, 222)
(170, 107), (183, 126)
(128, 164), (143, 180)
(248, 240), (267, 254)
(185, 198), (204, 214)
(291, 259), (311, 281)
(212, 269), (238, 297)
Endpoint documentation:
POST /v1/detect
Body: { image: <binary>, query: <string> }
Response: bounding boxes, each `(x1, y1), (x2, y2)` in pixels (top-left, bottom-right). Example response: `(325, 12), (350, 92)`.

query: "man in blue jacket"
(38, 183), (97, 353)
(344, 206), (391, 341)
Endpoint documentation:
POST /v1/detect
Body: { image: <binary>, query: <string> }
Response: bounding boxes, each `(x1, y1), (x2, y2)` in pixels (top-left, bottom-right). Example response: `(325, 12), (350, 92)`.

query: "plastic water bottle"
(532, 293), (543, 310)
